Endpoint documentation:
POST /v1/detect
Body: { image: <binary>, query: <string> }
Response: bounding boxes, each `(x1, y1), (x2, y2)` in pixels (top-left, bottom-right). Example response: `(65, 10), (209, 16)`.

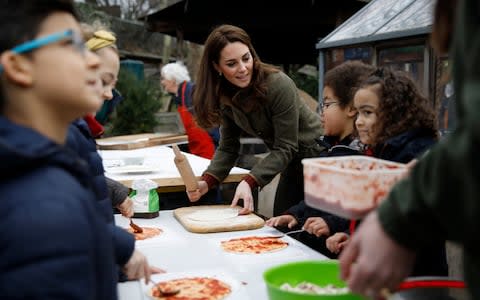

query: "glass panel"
(377, 0), (434, 34)
(378, 45), (425, 91)
(325, 47), (373, 71)
(322, 0), (415, 43)
(436, 58), (456, 136)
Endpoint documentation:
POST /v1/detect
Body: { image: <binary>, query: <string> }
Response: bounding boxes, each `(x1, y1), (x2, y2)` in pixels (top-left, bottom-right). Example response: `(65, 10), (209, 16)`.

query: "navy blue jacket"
(174, 81), (220, 148)
(283, 135), (359, 257)
(372, 128), (438, 163)
(67, 119), (134, 267)
(287, 135), (360, 230)
(0, 117), (117, 299)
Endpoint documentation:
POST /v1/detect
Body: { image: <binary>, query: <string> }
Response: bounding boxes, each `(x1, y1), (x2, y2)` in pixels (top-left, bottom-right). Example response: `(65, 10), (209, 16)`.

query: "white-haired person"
(161, 61), (219, 159)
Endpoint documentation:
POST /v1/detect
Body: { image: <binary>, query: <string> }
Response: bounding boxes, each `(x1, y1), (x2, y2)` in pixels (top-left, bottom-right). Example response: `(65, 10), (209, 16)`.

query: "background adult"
(339, 0), (480, 298)
(188, 24), (324, 215)
(160, 61), (217, 159)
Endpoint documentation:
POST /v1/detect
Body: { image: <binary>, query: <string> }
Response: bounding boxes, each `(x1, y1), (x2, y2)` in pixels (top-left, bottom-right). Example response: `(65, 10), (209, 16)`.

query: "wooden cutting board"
(173, 205), (265, 233)
(96, 133), (188, 150)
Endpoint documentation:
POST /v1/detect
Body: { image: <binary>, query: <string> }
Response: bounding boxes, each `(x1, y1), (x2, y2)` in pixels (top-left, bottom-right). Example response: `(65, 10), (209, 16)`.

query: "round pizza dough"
(149, 277), (231, 300)
(126, 227), (163, 240)
(221, 236), (289, 254)
(187, 208), (239, 222)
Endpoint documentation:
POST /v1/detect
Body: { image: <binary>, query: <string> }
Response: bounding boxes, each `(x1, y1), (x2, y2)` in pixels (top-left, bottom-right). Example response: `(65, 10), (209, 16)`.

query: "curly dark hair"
(359, 67), (438, 146)
(324, 60), (375, 108)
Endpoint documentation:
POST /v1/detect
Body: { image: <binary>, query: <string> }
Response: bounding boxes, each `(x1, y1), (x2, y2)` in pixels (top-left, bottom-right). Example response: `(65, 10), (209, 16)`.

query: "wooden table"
(96, 133), (188, 150)
(115, 211), (329, 300)
(100, 145), (249, 192)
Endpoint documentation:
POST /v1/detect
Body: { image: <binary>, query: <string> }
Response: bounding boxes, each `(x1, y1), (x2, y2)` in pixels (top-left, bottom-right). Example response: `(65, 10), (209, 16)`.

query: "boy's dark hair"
(360, 67), (439, 146)
(0, 0), (78, 111)
(324, 60), (375, 108)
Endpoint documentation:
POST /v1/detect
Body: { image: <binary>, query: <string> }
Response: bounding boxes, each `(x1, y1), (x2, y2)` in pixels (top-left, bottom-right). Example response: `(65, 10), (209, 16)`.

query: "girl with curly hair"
(267, 60), (374, 258)
(354, 67), (439, 161)
(340, 67), (448, 277)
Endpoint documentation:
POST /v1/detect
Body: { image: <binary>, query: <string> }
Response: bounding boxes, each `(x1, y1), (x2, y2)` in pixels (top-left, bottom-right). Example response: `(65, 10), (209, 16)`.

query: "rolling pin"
(172, 144), (199, 192)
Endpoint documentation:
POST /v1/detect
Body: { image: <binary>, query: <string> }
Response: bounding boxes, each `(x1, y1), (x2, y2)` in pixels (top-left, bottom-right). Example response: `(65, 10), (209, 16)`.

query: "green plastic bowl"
(263, 260), (365, 300)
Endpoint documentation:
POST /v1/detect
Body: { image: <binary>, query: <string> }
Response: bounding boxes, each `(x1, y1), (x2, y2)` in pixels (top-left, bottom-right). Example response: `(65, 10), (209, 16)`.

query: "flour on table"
(187, 208), (239, 222)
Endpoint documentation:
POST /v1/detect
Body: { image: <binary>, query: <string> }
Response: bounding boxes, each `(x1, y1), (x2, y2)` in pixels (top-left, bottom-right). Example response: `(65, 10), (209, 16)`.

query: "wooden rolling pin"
(172, 144), (199, 192)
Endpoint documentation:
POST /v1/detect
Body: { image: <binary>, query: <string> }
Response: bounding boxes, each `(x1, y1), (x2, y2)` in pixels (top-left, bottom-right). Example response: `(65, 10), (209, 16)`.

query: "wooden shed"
(316, 0), (454, 133)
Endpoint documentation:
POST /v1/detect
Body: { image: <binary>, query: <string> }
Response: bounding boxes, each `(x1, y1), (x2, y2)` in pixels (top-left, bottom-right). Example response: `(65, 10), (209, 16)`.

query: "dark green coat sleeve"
(204, 113), (242, 182)
(106, 177), (129, 207)
(248, 75), (302, 186)
(377, 0), (480, 252)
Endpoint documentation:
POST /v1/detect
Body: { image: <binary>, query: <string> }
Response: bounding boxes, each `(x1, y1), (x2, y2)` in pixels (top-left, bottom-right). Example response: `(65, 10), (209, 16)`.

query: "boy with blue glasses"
(0, 1), (118, 299)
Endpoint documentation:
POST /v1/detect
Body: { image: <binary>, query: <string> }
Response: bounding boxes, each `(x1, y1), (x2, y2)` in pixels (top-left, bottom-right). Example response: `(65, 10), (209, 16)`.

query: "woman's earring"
(219, 72), (222, 77)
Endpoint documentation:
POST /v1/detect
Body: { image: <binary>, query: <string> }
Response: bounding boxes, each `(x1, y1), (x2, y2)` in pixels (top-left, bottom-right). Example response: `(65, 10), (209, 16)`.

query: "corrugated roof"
(316, 0), (434, 49)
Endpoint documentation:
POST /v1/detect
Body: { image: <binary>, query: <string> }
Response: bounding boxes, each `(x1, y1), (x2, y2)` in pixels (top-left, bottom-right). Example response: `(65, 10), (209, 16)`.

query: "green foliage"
(108, 69), (163, 135)
(288, 68), (319, 100)
(75, 2), (111, 24)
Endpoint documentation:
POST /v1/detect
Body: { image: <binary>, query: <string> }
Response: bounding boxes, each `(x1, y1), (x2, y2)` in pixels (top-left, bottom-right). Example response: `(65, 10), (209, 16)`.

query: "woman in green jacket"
(188, 24), (323, 215)
(339, 0), (480, 298)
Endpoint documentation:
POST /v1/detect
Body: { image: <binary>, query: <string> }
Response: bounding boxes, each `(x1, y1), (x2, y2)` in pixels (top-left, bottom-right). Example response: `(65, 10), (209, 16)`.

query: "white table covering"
(99, 145), (249, 182)
(116, 210), (329, 300)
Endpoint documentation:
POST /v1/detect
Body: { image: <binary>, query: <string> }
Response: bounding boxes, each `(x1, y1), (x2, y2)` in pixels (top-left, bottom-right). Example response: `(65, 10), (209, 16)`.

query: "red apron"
(177, 82), (215, 159)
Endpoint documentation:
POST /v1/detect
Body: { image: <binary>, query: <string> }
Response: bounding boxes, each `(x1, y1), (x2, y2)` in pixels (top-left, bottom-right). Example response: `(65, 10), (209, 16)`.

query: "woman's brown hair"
(192, 24), (279, 128)
(359, 67), (438, 146)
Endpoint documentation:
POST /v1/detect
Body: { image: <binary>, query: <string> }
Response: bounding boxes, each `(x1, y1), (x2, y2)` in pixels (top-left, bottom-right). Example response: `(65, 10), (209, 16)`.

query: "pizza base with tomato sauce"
(126, 227), (163, 240)
(221, 236), (289, 254)
(149, 277), (231, 300)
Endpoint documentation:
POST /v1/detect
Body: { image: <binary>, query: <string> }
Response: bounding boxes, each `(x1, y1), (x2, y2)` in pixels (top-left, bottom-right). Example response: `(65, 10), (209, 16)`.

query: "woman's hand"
(116, 196), (134, 218)
(303, 217), (330, 237)
(265, 215), (298, 228)
(326, 232), (350, 254)
(186, 181), (208, 202)
(231, 180), (254, 215)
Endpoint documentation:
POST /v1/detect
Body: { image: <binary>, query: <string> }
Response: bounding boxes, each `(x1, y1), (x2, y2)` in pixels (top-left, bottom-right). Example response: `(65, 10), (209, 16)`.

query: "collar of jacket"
(0, 116), (90, 183)
(374, 128), (437, 158)
(315, 134), (359, 149)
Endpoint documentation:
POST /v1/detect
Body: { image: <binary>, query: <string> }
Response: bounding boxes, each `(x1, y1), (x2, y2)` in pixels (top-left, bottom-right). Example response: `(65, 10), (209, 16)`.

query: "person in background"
(160, 61), (217, 159)
(331, 67), (448, 279)
(66, 23), (162, 282)
(188, 24), (324, 215)
(77, 22), (133, 218)
(0, 1), (117, 298)
(266, 60), (373, 258)
(341, 25), (472, 292)
(95, 88), (123, 125)
(80, 22), (119, 138)
(339, 0), (480, 297)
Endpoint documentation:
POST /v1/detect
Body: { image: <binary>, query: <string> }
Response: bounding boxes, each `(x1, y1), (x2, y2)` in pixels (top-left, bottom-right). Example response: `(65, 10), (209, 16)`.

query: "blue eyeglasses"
(0, 29), (85, 73)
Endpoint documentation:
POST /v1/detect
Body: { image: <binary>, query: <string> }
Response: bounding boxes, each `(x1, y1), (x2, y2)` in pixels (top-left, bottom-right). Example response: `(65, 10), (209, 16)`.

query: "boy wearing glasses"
(266, 61), (374, 258)
(0, 1), (118, 299)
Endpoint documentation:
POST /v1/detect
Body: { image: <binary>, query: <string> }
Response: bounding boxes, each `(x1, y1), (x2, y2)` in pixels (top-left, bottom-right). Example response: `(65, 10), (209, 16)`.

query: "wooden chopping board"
(96, 133), (188, 150)
(173, 205), (265, 233)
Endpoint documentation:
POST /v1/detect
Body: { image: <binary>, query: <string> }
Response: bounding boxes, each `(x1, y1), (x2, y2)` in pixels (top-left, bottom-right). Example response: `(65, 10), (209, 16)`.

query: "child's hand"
(265, 215), (298, 229)
(326, 232), (350, 254)
(116, 197), (134, 218)
(303, 217), (330, 237)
